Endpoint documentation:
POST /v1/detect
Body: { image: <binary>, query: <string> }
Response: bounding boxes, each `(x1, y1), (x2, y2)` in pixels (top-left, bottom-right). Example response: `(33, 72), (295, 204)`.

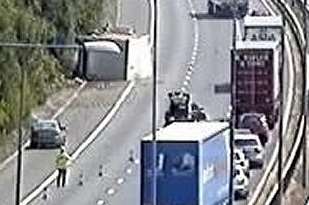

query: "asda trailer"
(141, 122), (230, 205)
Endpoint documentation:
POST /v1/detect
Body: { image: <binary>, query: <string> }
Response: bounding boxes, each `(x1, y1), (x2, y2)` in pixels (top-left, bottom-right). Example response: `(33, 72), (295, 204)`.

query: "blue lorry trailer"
(141, 122), (230, 205)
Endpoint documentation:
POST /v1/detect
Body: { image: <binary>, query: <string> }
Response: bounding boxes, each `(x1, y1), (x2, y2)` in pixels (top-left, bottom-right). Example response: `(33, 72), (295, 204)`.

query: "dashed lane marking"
(126, 168), (133, 175)
(20, 81), (135, 205)
(116, 177), (125, 185)
(106, 188), (116, 196)
(97, 199), (105, 205)
(183, 81), (189, 86)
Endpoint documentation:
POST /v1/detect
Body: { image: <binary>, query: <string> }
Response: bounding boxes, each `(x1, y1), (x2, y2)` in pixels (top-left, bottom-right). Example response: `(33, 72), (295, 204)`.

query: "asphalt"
(2, 0), (295, 204)
(0, 82), (127, 205)
(29, 0), (235, 204)
(29, 0), (195, 204)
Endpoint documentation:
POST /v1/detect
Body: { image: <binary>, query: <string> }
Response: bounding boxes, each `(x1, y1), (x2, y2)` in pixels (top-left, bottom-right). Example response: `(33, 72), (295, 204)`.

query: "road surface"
(28, 0), (294, 204)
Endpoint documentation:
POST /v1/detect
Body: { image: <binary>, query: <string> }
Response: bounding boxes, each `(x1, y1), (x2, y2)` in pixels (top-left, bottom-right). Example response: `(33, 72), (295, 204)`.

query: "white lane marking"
(116, 177), (125, 185)
(248, 1), (297, 204)
(71, 81), (134, 160)
(183, 81), (189, 86)
(20, 81), (135, 205)
(191, 55), (196, 61)
(97, 199), (105, 205)
(279, 0), (305, 43)
(148, 0), (155, 47)
(265, 116), (305, 205)
(106, 188), (116, 195)
(192, 50), (197, 57)
(126, 168), (133, 175)
(181, 87), (187, 92)
(134, 159), (140, 164)
(283, 35), (294, 135)
(0, 81), (87, 172)
(184, 0), (199, 91)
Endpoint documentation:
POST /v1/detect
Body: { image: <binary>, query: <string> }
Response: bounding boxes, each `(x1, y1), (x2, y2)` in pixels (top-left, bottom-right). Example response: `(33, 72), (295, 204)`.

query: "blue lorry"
(141, 122), (230, 205)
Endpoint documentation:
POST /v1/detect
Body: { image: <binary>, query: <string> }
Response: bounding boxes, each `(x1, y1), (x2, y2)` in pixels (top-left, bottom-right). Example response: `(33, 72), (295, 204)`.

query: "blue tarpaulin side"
(141, 141), (198, 205)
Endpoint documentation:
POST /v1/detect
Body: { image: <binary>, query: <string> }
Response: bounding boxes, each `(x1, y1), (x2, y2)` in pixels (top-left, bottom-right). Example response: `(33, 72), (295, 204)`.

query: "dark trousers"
(56, 168), (67, 187)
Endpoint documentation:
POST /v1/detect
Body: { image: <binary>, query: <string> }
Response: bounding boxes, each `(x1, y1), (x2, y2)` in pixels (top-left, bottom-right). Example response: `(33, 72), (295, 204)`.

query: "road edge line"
(265, 116), (305, 205)
(20, 80), (135, 205)
(0, 81), (87, 172)
(247, 0), (295, 204)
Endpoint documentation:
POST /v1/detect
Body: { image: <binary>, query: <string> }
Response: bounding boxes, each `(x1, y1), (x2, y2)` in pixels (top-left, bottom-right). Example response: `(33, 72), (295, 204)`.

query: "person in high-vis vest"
(56, 146), (72, 188)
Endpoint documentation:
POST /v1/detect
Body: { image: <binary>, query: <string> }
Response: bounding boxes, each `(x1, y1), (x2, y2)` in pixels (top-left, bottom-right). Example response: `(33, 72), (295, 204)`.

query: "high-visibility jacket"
(56, 152), (72, 169)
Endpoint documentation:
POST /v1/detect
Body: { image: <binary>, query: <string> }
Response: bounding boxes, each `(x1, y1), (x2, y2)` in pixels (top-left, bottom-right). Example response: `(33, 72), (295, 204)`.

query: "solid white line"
(248, 0), (298, 204)
(265, 116), (305, 205)
(0, 81), (87, 172)
(97, 199), (105, 205)
(279, 0), (305, 44)
(283, 35), (294, 135)
(181, 87), (187, 92)
(20, 81), (135, 205)
(21, 171), (58, 205)
(71, 81), (134, 160)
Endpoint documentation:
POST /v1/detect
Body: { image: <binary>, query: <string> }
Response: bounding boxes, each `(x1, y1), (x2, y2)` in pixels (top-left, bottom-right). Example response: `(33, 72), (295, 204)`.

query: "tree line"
(0, 0), (117, 152)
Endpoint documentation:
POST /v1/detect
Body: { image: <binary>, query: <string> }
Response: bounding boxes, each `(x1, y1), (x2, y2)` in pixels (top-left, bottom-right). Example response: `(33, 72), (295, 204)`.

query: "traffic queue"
(161, 90), (270, 201)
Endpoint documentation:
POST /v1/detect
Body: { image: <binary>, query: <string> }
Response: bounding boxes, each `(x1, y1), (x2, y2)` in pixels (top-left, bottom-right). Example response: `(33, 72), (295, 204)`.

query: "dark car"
(164, 90), (191, 126)
(239, 113), (270, 146)
(30, 119), (66, 149)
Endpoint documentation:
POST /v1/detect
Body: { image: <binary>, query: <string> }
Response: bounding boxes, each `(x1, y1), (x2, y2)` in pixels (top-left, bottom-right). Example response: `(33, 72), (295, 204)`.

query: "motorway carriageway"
(27, 0), (294, 204)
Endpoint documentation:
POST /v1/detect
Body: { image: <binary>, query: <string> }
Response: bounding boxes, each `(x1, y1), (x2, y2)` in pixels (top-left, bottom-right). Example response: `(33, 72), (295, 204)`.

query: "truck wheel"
(268, 121), (275, 130)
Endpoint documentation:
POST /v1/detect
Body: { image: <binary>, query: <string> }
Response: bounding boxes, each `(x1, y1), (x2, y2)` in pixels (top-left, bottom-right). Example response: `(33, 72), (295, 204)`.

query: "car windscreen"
(235, 139), (258, 146)
(34, 129), (58, 138)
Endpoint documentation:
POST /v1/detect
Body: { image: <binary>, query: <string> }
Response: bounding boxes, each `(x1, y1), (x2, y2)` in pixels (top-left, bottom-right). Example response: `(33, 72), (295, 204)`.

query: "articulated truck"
(208, 0), (248, 18)
(141, 122), (230, 205)
(233, 40), (281, 129)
